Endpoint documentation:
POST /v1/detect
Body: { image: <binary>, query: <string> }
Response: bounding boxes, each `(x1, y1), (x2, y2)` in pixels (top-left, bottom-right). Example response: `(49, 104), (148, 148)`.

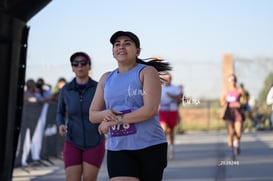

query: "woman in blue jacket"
(56, 52), (105, 181)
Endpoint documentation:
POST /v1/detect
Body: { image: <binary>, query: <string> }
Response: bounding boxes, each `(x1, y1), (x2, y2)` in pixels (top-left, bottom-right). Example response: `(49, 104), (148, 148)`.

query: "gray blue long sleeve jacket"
(56, 78), (104, 150)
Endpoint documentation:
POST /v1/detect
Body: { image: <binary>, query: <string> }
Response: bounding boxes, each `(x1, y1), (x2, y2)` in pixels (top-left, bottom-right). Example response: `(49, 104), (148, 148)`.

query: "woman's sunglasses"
(71, 60), (89, 67)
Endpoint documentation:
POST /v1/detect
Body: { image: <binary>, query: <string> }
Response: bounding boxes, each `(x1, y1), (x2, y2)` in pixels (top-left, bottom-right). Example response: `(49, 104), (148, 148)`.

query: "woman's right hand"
(59, 124), (67, 136)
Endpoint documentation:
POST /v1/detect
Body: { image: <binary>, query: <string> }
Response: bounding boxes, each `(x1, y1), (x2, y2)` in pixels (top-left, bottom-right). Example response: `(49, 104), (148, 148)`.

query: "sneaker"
(234, 147), (240, 155)
(168, 145), (174, 160)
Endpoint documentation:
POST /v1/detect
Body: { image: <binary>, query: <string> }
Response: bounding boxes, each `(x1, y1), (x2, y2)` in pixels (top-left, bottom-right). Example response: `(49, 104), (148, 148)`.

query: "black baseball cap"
(70, 51), (91, 64)
(110, 31), (140, 48)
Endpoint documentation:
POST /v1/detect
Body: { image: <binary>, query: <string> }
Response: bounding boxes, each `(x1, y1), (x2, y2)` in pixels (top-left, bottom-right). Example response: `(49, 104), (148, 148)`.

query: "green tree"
(258, 72), (273, 105)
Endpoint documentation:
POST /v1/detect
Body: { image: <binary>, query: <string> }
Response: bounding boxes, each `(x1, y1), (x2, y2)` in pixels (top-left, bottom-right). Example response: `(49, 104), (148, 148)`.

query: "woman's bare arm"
(89, 72), (117, 123)
(121, 66), (161, 124)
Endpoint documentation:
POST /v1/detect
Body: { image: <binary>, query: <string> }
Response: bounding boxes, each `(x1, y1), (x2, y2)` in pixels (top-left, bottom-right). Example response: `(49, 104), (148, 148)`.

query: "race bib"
(110, 109), (137, 137)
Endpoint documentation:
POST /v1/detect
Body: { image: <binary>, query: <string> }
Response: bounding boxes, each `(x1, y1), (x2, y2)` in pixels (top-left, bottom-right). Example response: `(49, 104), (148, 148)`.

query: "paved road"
(13, 130), (273, 181)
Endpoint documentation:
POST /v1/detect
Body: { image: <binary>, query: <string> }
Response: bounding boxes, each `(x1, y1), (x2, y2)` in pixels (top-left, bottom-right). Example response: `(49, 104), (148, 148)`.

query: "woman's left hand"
(98, 119), (117, 134)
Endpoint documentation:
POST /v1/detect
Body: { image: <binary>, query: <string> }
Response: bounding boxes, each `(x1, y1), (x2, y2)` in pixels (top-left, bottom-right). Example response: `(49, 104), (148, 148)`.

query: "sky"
(25, 0), (273, 99)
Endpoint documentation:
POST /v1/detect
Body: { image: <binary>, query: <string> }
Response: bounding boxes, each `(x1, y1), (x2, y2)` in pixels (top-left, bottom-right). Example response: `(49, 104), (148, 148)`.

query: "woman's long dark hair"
(137, 57), (172, 76)
(137, 58), (172, 82)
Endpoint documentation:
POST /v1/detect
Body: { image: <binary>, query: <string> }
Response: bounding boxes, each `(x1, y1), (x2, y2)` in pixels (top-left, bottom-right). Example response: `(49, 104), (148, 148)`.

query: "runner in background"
(239, 83), (254, 130)
(159, 72), (182, 159)
(220, 74), (245, 160)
